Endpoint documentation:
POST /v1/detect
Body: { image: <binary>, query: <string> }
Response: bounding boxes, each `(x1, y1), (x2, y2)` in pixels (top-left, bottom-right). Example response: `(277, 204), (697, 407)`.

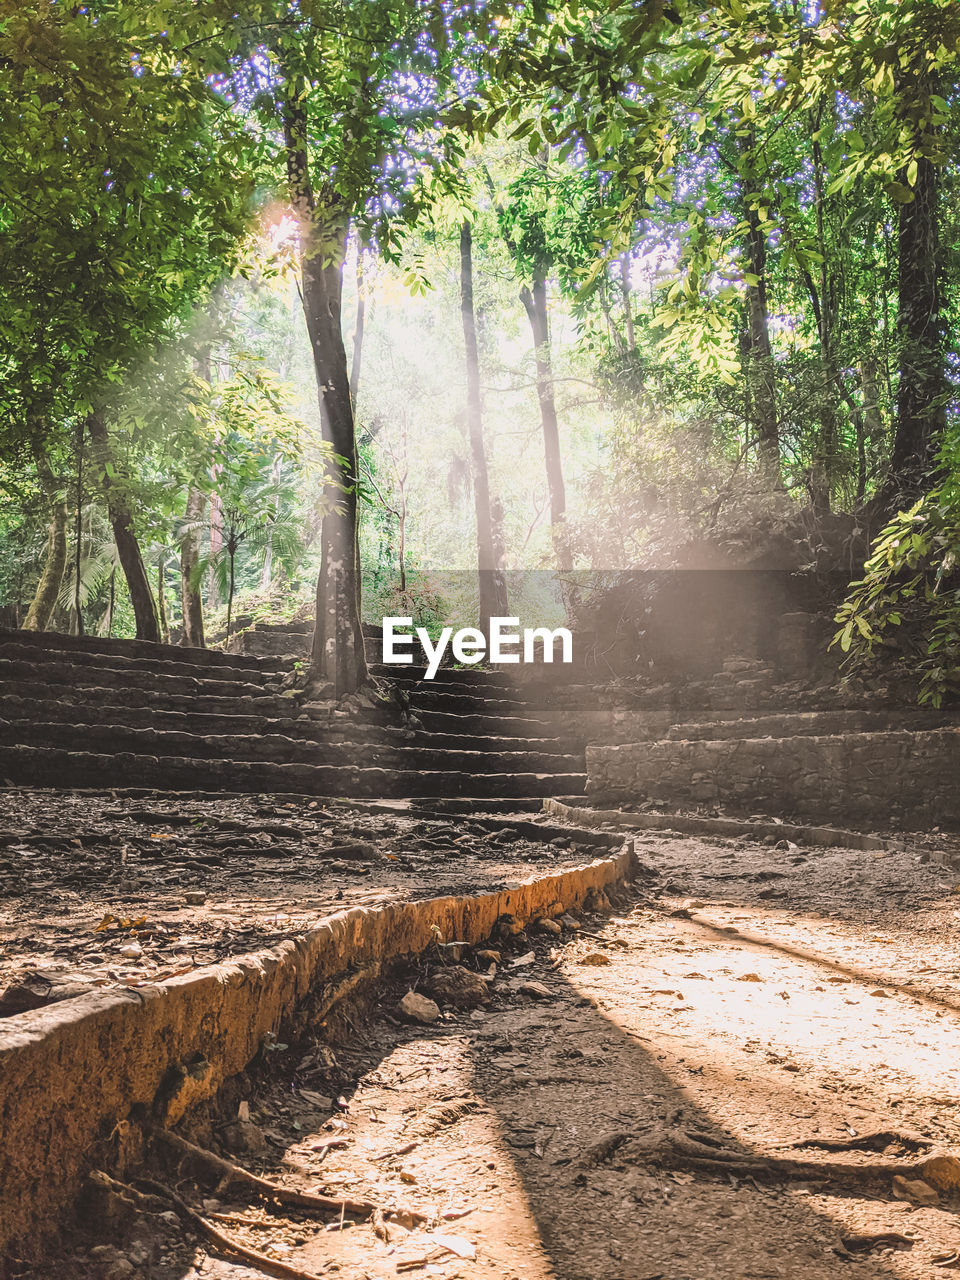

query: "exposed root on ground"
(89, 1170), (329, 1280)
(154, 1129), (425, 1224)
(788, 1129), (932, 1154)
(585, 1127), (960, 1193)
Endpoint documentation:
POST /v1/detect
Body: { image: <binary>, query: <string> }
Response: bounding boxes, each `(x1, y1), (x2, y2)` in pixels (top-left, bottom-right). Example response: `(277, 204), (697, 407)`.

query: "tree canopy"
(3, 0), (960, 695)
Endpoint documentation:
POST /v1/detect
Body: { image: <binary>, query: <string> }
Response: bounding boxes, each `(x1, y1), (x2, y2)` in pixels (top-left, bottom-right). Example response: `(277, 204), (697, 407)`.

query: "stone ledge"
(542, 797), (900, 851)
(0, 843), (636, 1258)
(585, 728), (960, 826)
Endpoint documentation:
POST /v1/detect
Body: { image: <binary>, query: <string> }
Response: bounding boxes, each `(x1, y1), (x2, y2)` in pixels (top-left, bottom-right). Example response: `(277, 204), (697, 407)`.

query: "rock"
(127, 1241), (151, 1267)
(476, 949), (501, 966)
(517, 980), (552, 999)
(559, 914), (581, 930)
(221, 1119), (268, 1155)
(118, 942), (143, 960)
(738, 972), (763, 983)
(892, 1175), (939, 1207)
(423, 965), (489, 1009)
(536, 917), (562, 936)
(328, 841), (377, 861)
(919, 1155), (960, 1193)
(399, 991), (440, 1024)
(579, 952), (611, 966)
(184, 890), (206, 905)
(104, 1260), (136, 1280)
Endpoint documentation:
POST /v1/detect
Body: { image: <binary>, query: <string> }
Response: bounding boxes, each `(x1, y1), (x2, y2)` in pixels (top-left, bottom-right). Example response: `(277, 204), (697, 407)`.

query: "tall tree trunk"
(283, 91), (367, 696)
(104, 568), (115, 638)
(808, 130), (837, 515)
(180, 487), (206, 648)
(888, 153), (944, 496)
(857, 357), (884, 503)
(743, 204), (780, 483)
(520, 273), (572, 572)
(207, 492), (222, 609)
(23, 499), (67, 632)
(226, 549), (235, 641)
(620, 253), (636, 352)
(350, 247), (365, 407)
(461, 221), (509, 631)
(861, 356), (884, 442)
(157, 558), (170, 644)
(87, 411), (160, 642)
(73, 418), (85, 635)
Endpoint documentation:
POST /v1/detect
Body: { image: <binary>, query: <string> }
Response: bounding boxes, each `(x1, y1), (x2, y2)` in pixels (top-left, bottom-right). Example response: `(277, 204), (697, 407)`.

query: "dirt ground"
(0, 789), (599, 1014)
(23, 817), (960, 1280)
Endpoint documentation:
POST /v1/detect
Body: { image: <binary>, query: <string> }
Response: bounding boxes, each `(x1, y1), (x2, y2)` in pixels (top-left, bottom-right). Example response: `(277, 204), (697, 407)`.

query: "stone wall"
(586, 728), (960, 827)
(0, 842), (636, 1258)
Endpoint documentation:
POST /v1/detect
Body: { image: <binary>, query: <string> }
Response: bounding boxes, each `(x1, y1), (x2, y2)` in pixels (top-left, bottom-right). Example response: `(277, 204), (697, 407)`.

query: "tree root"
(154, 1128), (425, 1224)
(588, 1128), (960, 1192)
(788, 1129), (931, 1154)
(89, 1171), (328, 1280)
(839, 1231), (915, 1254)
(138, 1177), (329, 1280)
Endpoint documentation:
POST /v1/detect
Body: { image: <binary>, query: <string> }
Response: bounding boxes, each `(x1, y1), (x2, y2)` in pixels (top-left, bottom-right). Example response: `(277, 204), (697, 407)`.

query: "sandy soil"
(18, 818), (960, 1280)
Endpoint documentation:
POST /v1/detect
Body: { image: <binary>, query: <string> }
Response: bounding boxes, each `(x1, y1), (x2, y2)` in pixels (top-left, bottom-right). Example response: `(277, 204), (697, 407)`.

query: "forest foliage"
(2, 0), (960, 694)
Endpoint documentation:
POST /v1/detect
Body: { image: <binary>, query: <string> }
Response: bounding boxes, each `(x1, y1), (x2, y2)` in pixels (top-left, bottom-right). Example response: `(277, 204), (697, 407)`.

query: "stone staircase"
(0, 629), (588, 802)
(584, 657), (958, 828)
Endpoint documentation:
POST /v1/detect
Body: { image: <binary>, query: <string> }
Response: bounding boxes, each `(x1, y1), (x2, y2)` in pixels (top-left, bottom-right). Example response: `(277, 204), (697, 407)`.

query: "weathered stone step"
(411, 706), (572, 739)
(0, 694), (570, 754)
(402, 686), (576, 719)
(0, 718), (582, 776)
(370, 663), (587, 692)
(4, 677), (293, 719)
(665, 708), (943, 741)
(0, 627), (288, 672)
(0, 641), (288, 689)
(585, 727), (960, 825)
(0, 744), (586, 798)
(0, 656), (280, 703)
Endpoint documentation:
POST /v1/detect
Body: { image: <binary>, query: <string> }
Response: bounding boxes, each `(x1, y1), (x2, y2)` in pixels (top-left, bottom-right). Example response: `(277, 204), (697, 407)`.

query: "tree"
(168, 0), (516, 693)
(0, 0), (255, 638)
(191, 449), (304, 640)
(22, 499), (67, 633)
(496, 163), (572, 569)
(461, 219), (509, 629)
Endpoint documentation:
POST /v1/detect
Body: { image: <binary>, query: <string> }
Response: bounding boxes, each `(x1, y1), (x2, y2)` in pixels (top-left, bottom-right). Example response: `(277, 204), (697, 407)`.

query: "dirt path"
(33, 825), (960, 1280)
(0, 790), (602, 1014)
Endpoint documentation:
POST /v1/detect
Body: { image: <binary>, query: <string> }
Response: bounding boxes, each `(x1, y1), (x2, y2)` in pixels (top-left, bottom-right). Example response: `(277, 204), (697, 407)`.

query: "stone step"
(0, 694), (571, 754)
(585, 727), (960, 824)
(369, 663), (587, 692)
(0, 744), (586, 799)
(0, 641), (288, 688)
(0, 656), (281, 703)
(4, 676), (293, 719)
(401, 685), (572, 718)
(0, 718), (582, 775)
(665, 708), (943, 742)
(411, 706), (571, 739)
(0, 627), (285, 672)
